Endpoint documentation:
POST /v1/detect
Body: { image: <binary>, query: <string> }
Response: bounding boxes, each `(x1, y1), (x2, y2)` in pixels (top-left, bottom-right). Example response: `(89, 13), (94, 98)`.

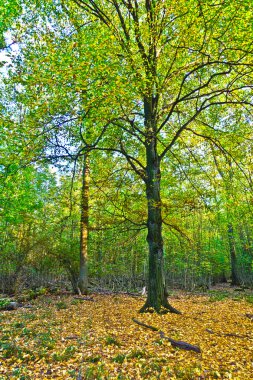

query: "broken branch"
(132, 318), (201, 353)
(132, 318), (159, 331)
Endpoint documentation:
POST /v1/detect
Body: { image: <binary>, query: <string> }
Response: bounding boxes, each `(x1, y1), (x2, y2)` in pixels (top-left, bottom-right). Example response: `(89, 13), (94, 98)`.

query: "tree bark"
(238, 225), (252, 275)
(78, 153), (89, 294)
(140, 98), (180, 314)
(212, 153), (241, 287)
(228, 223), (240, 286)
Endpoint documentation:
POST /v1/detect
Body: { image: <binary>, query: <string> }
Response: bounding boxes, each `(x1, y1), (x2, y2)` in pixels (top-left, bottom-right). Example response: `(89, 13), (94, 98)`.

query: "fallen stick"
(64, 335), (79, 340)
(73, 296), (94, 301)
(132, 318), (159, 331)
(206, 328), (251, 339)
(132, 318), (201, 353)
(159, 331), (201, 353)
(224, 333), (250, 339)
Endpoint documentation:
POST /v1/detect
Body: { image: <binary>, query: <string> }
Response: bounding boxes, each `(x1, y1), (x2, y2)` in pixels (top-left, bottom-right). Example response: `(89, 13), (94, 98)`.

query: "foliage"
(1, 0), (253, 296)
(0, 0), (21, 49)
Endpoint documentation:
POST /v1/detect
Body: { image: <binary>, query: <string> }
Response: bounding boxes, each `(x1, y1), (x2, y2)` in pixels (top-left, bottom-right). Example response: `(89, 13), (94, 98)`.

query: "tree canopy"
(0, 0), (253, 311)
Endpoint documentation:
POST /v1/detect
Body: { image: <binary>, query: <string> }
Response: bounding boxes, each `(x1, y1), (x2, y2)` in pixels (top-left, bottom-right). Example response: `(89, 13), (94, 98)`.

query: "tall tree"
(3, 3), (130, 293)
(78, 153), (90, 293)
(67, 0), (253, 312)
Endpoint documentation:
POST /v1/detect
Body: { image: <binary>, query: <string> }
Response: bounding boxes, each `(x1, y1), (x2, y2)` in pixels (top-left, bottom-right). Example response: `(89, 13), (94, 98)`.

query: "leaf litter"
(0, 293), (253, 379)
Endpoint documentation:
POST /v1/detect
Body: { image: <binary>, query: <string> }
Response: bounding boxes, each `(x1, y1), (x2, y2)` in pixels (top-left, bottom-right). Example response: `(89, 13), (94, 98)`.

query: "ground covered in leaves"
(0, 291), (253, 379)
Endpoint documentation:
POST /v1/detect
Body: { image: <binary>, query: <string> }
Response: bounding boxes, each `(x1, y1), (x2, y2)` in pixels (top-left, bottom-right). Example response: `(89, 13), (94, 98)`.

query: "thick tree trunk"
(78, 153), (89, 294)
(228, 223), (240, 286)
(140, 98), (180, 314)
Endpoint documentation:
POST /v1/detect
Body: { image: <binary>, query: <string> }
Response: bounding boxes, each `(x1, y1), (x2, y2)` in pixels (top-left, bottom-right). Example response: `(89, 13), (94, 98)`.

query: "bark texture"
(140, 98), (180, 314)
(228, 223), (240, 286)
(78, 154), (89, 294)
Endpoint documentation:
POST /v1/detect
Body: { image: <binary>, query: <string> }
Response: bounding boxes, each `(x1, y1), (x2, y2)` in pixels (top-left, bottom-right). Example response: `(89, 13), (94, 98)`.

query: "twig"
(132, 318), (159, 331)
(132, 318), (201, 353)
(206, 328), (251, 339)
(73, 296), (94, 301)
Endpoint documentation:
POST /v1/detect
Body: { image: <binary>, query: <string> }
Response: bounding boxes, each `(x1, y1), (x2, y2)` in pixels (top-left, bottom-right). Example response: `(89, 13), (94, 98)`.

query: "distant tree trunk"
(78, 153), (89, 294)
(67, 265), (80, 294)
(239, 225), (252, 274)
(140, 98), (180, 314)
(97, 232), (103, 279)
(212, 153), (240, 286)
(228, 223), (240, 286)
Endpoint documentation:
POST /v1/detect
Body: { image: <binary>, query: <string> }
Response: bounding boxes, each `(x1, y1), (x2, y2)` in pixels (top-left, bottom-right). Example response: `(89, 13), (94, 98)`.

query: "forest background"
(1, 0), (253, 305)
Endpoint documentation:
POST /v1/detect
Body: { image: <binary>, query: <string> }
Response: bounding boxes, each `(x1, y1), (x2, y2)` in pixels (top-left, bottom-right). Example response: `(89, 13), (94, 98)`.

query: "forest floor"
(0, 289), (253, 379)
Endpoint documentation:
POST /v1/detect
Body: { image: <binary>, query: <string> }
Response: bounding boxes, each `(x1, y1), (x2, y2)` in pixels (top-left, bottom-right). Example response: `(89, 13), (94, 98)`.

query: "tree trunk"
(67, 265), (80, 294)
(228, 223), (240, 286)
(140, 98), (180, 314)
(239, 225), (252, 275)
(78, 153), (89, 294)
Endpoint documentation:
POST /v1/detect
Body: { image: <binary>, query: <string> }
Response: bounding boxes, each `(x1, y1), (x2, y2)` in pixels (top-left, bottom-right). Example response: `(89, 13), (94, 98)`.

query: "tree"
(78, 153), (90, 293)
(3, 2), (142, 294)
(66, 0), (253, 312)
(0, 160), (59, 293)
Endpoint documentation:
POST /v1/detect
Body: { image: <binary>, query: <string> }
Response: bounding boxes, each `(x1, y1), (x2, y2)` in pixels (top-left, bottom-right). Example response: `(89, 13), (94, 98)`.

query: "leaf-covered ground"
(0, 292), (253, 379)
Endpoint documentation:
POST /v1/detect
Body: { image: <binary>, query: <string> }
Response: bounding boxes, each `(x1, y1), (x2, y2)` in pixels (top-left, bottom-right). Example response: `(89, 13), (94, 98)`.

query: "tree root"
(132, 318), (201, 353)
(163, 300), (182, 315)
(139, 300), (181, 315)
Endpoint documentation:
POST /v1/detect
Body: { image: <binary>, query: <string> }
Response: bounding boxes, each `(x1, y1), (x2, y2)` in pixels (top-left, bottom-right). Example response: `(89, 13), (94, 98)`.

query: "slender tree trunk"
(97, 231), (103, 279)
(78, 153), (89, 294)
(239, 225), (252, 274)
(212, 154), (240, 286)
(228, 223), (240, 286)
(140, 98), (180, 314)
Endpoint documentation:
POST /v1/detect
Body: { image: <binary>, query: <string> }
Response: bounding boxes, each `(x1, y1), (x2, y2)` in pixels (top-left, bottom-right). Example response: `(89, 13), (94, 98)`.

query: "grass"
(207, 291), (230, 302)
